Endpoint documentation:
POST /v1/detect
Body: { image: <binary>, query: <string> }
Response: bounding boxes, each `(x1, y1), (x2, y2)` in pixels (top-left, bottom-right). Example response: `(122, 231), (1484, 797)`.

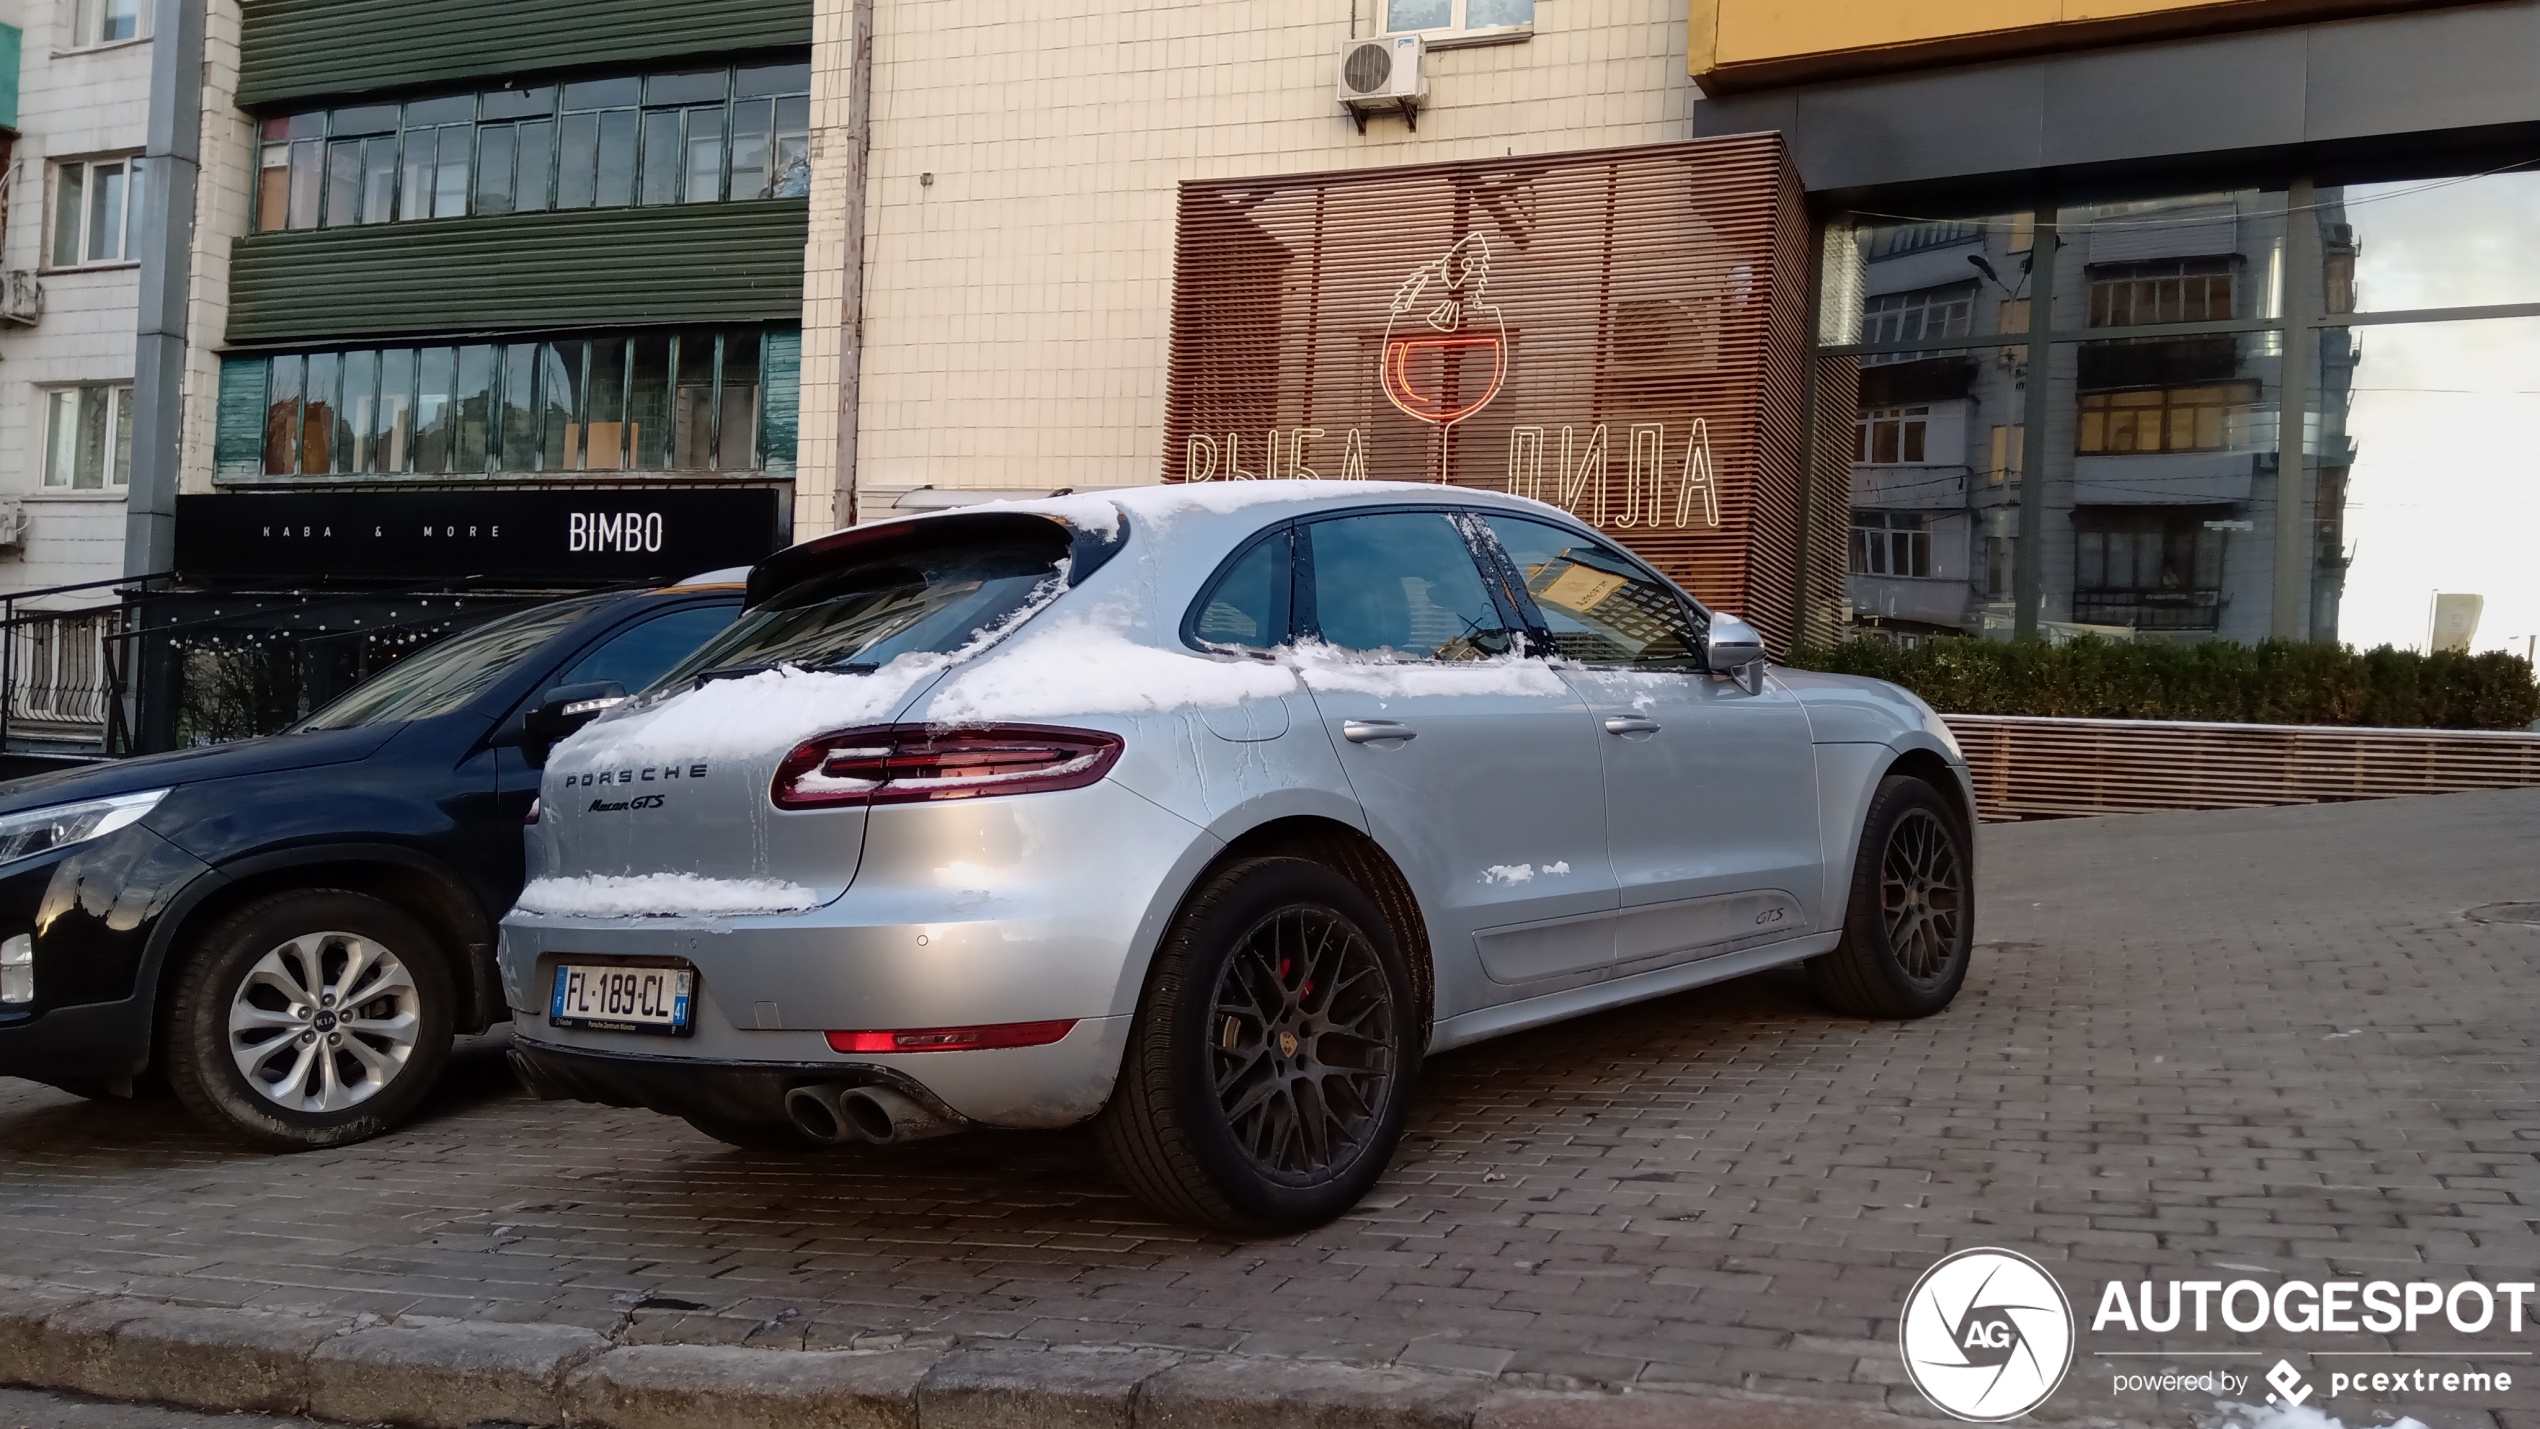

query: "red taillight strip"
(825, 1019), (1078, 1054)
(773, 724), (1123, 810)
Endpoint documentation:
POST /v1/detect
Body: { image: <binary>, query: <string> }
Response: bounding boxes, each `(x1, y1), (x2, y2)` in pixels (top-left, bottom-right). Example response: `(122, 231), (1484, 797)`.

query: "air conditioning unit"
(0, 271), (41, 327)
(1336, 34), (1426, 133)
(0, 502), (28, 552)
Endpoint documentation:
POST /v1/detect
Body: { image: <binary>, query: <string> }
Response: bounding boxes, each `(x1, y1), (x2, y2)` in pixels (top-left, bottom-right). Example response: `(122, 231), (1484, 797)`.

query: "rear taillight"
(772, 724), (1123, 810)
(825, 1019), (1077, 1054)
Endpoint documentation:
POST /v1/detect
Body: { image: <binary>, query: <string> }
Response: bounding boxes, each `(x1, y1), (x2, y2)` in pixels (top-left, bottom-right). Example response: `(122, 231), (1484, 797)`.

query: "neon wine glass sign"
(1381, 234), (1507, 484)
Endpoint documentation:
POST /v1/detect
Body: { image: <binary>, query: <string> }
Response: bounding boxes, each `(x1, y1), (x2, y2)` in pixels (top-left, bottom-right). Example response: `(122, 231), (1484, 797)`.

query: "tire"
(1807, 775), (1975, 1019)
(1096, 856), (1418, 1235)
(164, 889), (456, 1150)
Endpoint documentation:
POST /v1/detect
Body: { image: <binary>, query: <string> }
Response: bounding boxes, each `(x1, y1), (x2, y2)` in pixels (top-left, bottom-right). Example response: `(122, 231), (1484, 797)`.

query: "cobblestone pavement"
(1, 790), (2534, 1427)
(0, 1387), (317, 1429)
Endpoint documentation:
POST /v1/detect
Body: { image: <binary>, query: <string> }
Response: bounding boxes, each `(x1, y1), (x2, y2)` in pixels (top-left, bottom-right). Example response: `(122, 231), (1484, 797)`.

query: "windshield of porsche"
(652, 535), (1069, 689)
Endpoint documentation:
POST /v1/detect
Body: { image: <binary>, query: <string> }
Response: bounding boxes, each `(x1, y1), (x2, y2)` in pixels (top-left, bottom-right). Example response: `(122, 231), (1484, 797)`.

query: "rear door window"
(1301, 510), (1518, 660)
(296, 598), (601, 730)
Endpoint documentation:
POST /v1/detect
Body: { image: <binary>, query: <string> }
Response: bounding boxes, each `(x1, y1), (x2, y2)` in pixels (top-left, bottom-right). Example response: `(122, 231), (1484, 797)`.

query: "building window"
(62, 0), (149, 49)
(2073, 511), (2225, 629)
(2089, 257), (2238, 328)
(43, 385), (135, 490)
(1851, 511), (1931, 578)
(1866, 220), (1983, 260)
(51, 157), (147, 267)
(1984, 535), (2012, 598)
(253, 61), (810, 233)
(1383, 0), (1533, 39)
(235, 327), (791, 478)
(1856, 406), (1930, 464)
(2077, 382), (2258, 454)
(1859, 283), (1974, 364)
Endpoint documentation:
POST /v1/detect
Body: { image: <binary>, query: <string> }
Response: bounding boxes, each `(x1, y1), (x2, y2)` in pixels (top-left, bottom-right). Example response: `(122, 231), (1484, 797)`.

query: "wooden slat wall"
(1164, 136), (1813, 651)
(1944, 714), (2540, 820)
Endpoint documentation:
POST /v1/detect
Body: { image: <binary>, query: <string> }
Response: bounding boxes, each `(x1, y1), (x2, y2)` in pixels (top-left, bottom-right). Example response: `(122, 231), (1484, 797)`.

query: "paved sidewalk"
(0, 790), (2534, 1427)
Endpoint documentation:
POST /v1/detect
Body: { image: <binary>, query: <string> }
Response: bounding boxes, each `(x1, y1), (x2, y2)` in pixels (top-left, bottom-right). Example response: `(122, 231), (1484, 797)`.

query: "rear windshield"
(296, 598), (602, 731)
(652, 534), (1068, 689)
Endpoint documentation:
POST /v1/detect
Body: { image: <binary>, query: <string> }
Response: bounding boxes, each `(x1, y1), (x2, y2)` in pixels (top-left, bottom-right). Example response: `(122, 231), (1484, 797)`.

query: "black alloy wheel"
(1807, 775), (1975, 1018)
(1099, 857), (1417, 1234)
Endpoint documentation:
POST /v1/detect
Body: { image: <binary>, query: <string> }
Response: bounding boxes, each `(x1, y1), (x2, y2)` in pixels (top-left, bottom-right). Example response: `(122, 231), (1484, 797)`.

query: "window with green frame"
(214, 327), (800, 479)
(254, 61), (810, 233)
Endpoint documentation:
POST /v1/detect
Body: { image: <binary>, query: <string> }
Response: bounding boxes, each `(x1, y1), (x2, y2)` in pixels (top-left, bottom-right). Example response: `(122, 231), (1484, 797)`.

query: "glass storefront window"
(1816, 174), (2540, 655)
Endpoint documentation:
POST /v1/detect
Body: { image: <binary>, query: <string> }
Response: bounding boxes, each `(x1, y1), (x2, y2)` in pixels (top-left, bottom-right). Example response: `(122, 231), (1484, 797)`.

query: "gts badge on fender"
(589, 794), (666, 813)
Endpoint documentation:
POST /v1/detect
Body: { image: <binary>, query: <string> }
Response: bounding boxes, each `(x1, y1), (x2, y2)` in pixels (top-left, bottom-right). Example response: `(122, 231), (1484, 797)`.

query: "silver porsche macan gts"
(500, 481), (1975, 1233)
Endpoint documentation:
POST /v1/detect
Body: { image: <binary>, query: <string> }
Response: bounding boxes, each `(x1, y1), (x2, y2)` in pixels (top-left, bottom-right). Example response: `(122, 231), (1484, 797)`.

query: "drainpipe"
(125, 0), (203, 577)
(2271, 177), (2317, 641)
(831, 0), (875, 531)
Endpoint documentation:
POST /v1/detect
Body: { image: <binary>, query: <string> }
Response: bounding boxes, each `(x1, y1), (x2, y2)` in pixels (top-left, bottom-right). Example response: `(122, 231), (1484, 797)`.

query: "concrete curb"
(0, 1281), (1944, 1429)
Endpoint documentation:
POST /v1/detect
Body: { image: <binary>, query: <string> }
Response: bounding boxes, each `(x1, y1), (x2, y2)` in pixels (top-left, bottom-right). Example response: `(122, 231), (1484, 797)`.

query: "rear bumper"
(507, 1014), (1131, 1129)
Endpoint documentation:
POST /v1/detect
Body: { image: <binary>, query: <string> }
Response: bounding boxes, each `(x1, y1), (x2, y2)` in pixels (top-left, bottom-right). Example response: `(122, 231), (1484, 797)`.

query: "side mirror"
(522, 681), (628, 744)
(1701, 612), (1769, 695)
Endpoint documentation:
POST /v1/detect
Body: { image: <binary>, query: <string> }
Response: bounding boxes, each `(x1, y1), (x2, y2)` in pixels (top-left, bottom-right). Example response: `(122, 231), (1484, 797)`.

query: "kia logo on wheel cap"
(1900, 1247), (2074, 1421)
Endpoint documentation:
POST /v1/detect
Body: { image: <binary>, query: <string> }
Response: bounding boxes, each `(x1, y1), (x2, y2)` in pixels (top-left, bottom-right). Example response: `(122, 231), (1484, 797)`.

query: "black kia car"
(0, 578), (742, 1148)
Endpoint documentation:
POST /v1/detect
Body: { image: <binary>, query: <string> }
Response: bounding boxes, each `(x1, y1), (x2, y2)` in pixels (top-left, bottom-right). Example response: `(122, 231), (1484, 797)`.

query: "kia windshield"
(295, 598), (602, 731)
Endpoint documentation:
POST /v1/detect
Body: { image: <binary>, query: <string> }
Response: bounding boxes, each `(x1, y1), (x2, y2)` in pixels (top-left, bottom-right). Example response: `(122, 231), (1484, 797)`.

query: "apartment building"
(150, 0), (813, 602)
(0, 0), (155, 595)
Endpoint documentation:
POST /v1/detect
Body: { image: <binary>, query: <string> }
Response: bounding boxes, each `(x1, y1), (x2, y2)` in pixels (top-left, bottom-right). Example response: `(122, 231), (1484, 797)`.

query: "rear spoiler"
(743, 507), (1128, 609)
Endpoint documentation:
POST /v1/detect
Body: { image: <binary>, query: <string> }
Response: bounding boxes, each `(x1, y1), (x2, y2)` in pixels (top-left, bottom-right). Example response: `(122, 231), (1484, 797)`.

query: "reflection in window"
(244, 327), (793, 478)
(1481, 515), (1697, 668)
(1305, 512), (1511, 660)
(1384, 0), (1532, 33)
(1191, 532), (1290, 650)
(1851, 512), (1931, 578)
(1856, 406), (1931, 464)
(2072, 511), (2225, 630)
(1860, 283), (1973, 363)
(43, 385), (135, 489)
(2089, 257), (2237, 327)
(66, 0), (150, 48)
(2077, 383), (2257, 454)
(53, 157), (147, 266)
(251, 61), (811, 231)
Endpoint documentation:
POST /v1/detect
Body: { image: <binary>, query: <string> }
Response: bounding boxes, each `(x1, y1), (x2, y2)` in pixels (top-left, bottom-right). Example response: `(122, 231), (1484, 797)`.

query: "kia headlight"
(0, 789), (170, 868)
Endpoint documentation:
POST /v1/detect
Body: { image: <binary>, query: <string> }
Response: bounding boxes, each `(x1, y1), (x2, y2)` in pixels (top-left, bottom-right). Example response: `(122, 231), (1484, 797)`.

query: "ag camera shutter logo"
(1901, 1248), (2076, 1421)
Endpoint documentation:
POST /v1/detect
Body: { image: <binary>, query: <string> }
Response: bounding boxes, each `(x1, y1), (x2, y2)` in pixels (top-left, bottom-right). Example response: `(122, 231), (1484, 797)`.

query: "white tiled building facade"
(798, 0), (1698, 538)
(0, 0), (155, 593)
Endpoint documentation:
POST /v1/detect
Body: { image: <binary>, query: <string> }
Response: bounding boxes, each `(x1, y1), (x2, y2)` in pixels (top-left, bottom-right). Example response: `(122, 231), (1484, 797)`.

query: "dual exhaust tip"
(783, 1082), (958, 1146)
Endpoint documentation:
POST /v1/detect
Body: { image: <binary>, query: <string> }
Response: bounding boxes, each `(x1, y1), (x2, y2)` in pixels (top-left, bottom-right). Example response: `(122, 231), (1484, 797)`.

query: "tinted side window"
(295, 598), (602, 730)
(1188, 528), (1291, 650)
(1479, 515), (1700, 670)
(562, 602), (740, 692)
(1303, 511), (1514, 661)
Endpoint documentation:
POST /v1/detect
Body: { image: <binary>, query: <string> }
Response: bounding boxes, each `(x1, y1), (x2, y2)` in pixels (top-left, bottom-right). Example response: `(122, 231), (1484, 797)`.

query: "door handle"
(1602, 716), (1663, 735)
(1342, 719), (1416, 744)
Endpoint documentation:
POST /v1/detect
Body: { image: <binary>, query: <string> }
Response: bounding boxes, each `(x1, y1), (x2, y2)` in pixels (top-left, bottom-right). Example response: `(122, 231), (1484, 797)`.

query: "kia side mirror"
(523, 681), (627, 743)
(1701, 613), (1768, 695)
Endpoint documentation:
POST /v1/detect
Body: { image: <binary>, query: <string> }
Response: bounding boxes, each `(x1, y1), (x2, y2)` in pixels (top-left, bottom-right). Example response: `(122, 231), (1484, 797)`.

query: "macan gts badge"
(501, 481), (1981, 1234)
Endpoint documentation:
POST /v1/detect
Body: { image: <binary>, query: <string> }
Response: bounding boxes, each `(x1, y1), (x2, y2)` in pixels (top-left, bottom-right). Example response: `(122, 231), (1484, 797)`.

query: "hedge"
(1783, 637), (2540, 731)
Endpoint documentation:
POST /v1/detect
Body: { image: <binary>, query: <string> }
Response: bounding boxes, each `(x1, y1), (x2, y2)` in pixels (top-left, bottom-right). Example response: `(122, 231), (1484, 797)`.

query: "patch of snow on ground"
(928, 617), (1298, 722)
(1294, 643), (1568, 699)
(517, 874), (819, 917)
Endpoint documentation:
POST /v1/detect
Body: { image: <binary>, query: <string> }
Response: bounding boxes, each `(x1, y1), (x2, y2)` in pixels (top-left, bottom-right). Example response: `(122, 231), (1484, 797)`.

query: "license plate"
(549, 962), (694, 1035)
